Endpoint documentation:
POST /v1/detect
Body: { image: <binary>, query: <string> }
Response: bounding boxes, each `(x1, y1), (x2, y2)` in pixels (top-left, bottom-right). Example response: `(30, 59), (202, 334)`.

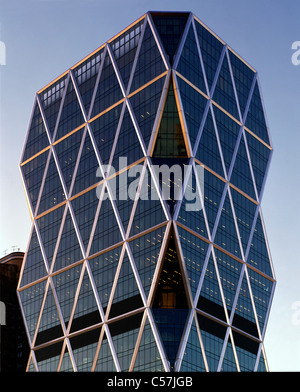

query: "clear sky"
(0, 0), (299, 372)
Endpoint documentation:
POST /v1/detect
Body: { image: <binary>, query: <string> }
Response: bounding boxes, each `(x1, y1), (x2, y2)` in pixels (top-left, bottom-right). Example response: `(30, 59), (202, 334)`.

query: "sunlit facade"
(18, 11), (275, 372)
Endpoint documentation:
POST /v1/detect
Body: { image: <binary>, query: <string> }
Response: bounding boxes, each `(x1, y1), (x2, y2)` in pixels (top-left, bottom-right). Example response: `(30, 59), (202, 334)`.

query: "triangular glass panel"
(35, 341), (63, 372)
(247, 267), (274, 335)
(89, 102), (123, 165)
(220, 335), (238, 371)
(197, 253), (227, 321)
(195, 20), (224, 91)
(39, 74), (67, 139)
(71, 186), (100, 252)
(89, 192), (123, 256)
(70, 328), (101, 371)
(109, 312), (143, 371)
(232, 273), (259, 338)
(109, 250), (143, 319)
(130, 21), (166, 93)
(230, 134), (256, 200)
(89, 246), (122, 312)
(232, 330), (259, 371)
(20, 226), (47, 287)
(176, 165), (208, 239)
(73, 48), (104, 116)
(256, 349), (267, 371)
(195, 108), (224, 177)
(129, 75), (165, 149)
(196, 313), (227, 371)
(129, 225), (167, 297)
(179, 317), (206, 371)
(22, 101), (49, 162)
(52, 264), (82, 328)
(71, 130), (100, 196)
(177, 225), (209, 299)
(212, 52), (240, 120)
(35, 283), (64, 346)
(129, 165), (167, 237)
(111, 106), (144, 172)
(151, 12), (189, 65)
(176, 23), (206, 94)
(55, 77), (85, 141)
(245, 131), (271, 199)
(214, 191), (242, 259)
(94, 331), (117, 371)
(110, 18), (144, 91)
(228, 49), (255, 119)
(153, 79), (187, 158)
(214, 248), (243, 316)
(37, 152), (66, 214)
(245, 81), (270, 145)
(152, 229), (189, 370)
(27, 356), (37, 372)
(37, 205), (65, 266)
(132, 319), (164, 372)
(213, 104), (241, 174)
(54, 127), (84, 193)
(21, 149), (49, 214)
(59, 345), (74, 372)
(53, 207), (83, 272)
(18, 280), (47, 343)
(91, 50), (124, 119)
(133, 318), (164, 371)
(70, 268), (101, 333)
(230, 187), (257, 254)
(202, 168), (226, 234)
(176, 76), (208, 149)
(246, 212), (273, 277)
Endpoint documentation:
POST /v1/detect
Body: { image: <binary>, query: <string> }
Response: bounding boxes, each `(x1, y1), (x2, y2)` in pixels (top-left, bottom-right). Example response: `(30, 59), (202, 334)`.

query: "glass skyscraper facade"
(18, 11), (275, 372)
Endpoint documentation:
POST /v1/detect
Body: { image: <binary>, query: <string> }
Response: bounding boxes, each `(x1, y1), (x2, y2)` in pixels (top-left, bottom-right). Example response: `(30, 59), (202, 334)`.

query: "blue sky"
(0, 0), (299, 371)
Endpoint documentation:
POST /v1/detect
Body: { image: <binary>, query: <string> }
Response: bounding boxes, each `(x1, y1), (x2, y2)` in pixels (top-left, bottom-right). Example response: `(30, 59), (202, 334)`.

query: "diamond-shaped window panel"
(195, 107), (224, 177)
(176, 75), (208, 149)
(69, 267), (102, 333)
(195, 20), (224, 92)
(55, 75), (85, 141)
(130, 21), (166, 93)
(37, 151), (66, 215)
(245, 80), (270, 145)
(22, 100), (49, 163)
(110, 18), (145, 92)
(21, 149), (49, 214)
(230, 133), (257, 200)
(39, 74), (67, 139)
(212, 51), (240, 120)
(91, 49), (124, 119)
(176, 23), (207, 94)
(73, 48), (104, 116)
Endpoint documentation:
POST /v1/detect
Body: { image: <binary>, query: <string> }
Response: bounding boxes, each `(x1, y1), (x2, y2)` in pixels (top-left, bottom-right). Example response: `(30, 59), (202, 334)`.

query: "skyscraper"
(18, 11), (275, 372)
